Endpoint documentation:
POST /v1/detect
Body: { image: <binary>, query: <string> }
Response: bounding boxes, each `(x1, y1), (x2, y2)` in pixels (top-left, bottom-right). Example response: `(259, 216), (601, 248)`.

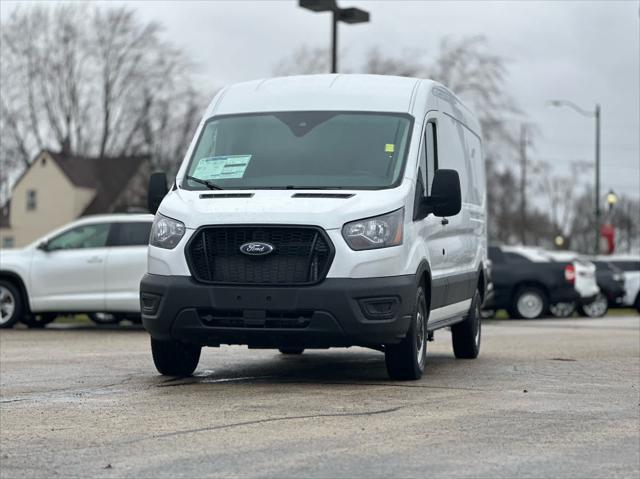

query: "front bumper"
(140, 274), (416, 348)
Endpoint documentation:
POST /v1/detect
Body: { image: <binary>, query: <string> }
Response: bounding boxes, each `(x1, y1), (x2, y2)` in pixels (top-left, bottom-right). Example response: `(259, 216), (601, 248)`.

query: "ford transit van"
(141, 74), (488, 380)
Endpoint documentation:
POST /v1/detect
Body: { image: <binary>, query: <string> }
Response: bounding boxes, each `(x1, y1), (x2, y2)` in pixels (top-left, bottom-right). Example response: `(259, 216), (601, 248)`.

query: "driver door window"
(47, 223), (110, 250)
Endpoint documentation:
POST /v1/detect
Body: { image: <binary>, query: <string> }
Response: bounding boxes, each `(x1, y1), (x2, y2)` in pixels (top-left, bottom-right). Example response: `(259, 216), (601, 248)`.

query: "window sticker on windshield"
(192, 155), (252, 180)
(385, 143), (395, 153)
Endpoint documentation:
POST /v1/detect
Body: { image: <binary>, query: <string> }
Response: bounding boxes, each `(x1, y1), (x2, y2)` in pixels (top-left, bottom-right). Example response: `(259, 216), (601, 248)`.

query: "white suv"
(0, 214), (153, 328)
(141, 74), (488, 380)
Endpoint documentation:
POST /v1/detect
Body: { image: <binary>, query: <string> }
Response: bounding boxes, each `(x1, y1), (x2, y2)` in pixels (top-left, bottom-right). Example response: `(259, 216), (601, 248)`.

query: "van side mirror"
(148, 172), (168, 214)
(420, 169), (462, 218)
(37, 241), (50, 252)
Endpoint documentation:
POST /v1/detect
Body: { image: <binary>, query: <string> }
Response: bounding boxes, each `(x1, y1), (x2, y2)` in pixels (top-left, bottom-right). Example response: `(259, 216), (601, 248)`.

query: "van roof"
(210, 74), (433, 116)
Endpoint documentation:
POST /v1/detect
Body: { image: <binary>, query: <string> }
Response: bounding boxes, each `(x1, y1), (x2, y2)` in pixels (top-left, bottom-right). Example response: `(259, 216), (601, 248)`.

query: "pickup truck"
(484, 246), (599, 319)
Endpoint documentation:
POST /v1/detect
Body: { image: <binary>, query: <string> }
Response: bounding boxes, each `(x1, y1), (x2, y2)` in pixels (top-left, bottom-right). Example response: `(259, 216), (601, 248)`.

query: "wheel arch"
(0, 271), (31, 314)
(512, 281), (550, 302)
(415, 260), (432, 313)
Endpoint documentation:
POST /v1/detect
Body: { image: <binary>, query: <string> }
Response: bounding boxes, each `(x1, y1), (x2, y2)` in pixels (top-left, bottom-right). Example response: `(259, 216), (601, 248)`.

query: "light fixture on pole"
(547, 99), (601, 254)
(299, 0), (370, 74)
(606, 189), (618, 212)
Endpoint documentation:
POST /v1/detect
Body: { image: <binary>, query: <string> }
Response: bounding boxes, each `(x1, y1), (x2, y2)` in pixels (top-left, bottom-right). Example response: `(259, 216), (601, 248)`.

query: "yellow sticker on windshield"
(385, 143), (395, 153)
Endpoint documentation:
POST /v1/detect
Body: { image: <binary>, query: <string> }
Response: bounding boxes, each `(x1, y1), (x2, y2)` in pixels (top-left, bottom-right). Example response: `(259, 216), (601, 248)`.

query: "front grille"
(186, 226), (334, 285)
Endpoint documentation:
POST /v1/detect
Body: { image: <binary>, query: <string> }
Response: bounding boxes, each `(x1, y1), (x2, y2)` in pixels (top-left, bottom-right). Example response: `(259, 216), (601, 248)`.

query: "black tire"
(89, 312), (122, 325)
(634, 293), (640, 314)
(509, 286), (548, 319)
(451, 289), (481, 359)
(278, 348), (304, 355)
(384, 286), (428, 380)
(21, 313), (57, 329)
(480, 308), (495, 319)
(151, 338), (201, 376)
(577, 293), (608, 318)
(549, 302), (576, 318)
(0, 280), (23, 329)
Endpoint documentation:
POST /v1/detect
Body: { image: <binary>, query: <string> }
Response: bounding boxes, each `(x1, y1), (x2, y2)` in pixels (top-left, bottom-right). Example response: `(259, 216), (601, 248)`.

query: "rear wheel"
(21, 313), (57, 328)
(451, 288), (481, 359)
(278, 348), (304, 355)
(578, 293), (608, 318)
(384, 286), (427, 380)
(0, 281), (22, 329)
(509, 286), (547, 319)
(549, 302), (576, 318)
(151, 338), (201, 376)
(89, 312), (122, 325)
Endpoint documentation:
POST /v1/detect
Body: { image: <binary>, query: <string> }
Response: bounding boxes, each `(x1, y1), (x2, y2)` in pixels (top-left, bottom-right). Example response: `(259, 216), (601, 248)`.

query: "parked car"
(141, 74), (488, 380)
(543, 251), (602, 317)
(484, 246), (599, 319)
(584, 260), (626, 315)
(0, 214), (153, 328)
(596, 255), (640, 313)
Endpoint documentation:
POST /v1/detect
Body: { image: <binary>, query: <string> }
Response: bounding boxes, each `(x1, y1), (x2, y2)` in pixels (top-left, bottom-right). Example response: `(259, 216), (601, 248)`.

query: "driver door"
(29, 222), (111, 312)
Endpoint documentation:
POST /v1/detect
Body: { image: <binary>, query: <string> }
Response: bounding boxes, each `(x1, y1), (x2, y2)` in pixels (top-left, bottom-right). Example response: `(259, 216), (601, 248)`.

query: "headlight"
(342, 208), (404, 250)
(150, 214), (185, 249)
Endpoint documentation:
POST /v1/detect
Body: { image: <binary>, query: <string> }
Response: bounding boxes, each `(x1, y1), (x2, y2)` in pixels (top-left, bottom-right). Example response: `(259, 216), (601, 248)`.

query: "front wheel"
(151, 338), (201, 376)
(578, 293), (608, 318)
(0, 281), (23, 329)
(384, 286), (427, 380)
(451, 289), (481, 359)
(21, 313), (57, 328)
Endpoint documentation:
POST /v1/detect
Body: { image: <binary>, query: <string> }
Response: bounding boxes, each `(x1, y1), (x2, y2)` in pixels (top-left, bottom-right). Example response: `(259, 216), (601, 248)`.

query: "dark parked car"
(484, 246), (597, 319)
(582, 261), (626, 315)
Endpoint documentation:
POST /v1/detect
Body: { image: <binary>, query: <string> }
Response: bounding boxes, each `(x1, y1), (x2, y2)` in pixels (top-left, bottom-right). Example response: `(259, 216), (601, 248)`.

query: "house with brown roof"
(0, 150), (150, 248)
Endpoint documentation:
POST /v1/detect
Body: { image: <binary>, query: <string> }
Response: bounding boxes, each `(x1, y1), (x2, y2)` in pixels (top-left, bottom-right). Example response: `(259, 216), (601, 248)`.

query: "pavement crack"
(125, 406), (404, 444)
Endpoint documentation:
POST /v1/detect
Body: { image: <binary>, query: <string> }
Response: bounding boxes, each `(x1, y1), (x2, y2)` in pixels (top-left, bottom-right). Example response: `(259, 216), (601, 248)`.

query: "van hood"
(158, 187), (409, 230)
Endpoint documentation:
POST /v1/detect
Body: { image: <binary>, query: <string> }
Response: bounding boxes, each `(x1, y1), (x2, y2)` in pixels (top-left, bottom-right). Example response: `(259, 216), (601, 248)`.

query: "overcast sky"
(3, 0), (639, 200)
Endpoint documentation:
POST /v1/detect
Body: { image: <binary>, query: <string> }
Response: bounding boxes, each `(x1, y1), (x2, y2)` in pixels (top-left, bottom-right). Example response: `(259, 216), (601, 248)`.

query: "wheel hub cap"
(0, 286), (16, 324)
(517, 293), (543, 318)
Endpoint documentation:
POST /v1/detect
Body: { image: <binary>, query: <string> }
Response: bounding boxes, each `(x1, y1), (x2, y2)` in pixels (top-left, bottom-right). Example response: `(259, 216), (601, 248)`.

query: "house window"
(2, 236), (14, 248)
(26, 190), (37, 211)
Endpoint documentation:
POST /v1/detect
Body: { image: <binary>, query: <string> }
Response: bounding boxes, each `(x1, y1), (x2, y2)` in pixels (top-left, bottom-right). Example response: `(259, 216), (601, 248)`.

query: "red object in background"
(564, 264), (576, 284)
(601, 223), (615, 254)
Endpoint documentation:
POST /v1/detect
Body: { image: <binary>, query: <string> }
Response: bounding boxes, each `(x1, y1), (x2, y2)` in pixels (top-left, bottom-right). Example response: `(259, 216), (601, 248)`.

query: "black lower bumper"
(140, 274), (415, 348)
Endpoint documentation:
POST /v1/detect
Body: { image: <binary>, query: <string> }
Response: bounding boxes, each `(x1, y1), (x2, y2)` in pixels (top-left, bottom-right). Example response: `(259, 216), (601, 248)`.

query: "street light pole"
(299, 0), (369, 74)
(547, 99), (602, 254)
(594, 103), (601, 255)
(519, 123), (527, 245)
(331, 9), (337, 73)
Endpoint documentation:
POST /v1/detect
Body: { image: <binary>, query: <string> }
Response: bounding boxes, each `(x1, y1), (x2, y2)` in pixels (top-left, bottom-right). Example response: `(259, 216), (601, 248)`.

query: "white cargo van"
(142, 74), (487, 380)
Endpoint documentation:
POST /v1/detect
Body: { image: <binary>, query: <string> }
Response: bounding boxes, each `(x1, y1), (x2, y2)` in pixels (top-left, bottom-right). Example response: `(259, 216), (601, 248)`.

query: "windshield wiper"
(185, 175), (224, 190)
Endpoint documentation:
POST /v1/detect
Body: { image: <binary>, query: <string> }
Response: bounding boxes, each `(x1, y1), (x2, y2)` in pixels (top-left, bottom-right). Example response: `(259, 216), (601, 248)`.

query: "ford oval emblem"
(239, 241), (275, 256)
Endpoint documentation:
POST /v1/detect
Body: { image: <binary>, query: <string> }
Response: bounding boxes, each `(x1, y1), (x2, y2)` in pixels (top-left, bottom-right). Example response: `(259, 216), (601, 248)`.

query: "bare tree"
(531, 159), (592, 237)
(0, 4), (205, 199)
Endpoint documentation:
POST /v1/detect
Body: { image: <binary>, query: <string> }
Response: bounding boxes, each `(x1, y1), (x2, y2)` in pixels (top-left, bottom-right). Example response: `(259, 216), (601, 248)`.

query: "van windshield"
(181, 111), (412, 190)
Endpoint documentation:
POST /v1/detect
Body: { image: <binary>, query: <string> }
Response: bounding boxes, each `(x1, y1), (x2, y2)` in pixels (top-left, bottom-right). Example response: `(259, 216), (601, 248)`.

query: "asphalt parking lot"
(1, 314), (639, 479)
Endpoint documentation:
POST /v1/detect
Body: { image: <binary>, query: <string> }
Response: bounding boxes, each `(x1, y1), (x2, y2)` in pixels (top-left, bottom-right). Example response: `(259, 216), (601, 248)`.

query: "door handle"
(87, 256), (103, 264)
(441, 218), (449, 226)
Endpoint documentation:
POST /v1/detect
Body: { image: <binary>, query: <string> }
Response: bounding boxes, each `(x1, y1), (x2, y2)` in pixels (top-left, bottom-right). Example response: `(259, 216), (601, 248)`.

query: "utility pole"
(594, 103), (601, 254)
(520, 123), (527, 245)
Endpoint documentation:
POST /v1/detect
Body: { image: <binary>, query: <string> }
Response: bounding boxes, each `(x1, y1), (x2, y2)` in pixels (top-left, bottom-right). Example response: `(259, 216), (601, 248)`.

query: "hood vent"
(199, 193), (254, 199)
(292, 193), (354, 199)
